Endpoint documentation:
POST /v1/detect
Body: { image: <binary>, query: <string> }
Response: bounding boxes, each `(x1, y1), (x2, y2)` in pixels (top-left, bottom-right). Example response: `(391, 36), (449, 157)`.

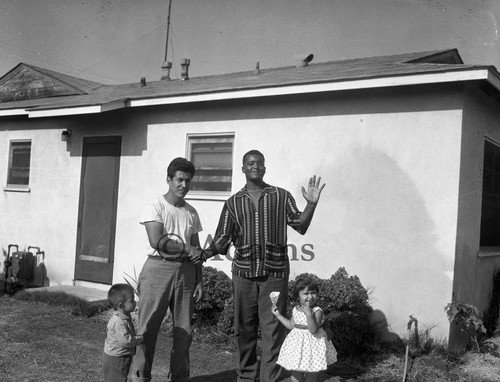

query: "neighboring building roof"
(22, 63), (104, 93)
(0, 63), (103, 103)
(0, 49), (499, 118)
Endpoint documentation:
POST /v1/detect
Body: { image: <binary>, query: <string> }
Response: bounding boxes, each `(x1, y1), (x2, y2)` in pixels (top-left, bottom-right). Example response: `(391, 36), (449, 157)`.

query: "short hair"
(108, 283), (134, 310)
(167, 157), (195, 179)
(292, 276), (320, 300)
(242, 150), (265, 165)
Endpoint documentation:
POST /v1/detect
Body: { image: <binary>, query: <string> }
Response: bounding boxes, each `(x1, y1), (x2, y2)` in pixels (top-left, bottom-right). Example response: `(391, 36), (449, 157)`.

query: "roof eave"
(1, 67), (498, 118)
(487, 68), (500, 92)
(26, 99), (127, 118)
(128, 68), (494, 108)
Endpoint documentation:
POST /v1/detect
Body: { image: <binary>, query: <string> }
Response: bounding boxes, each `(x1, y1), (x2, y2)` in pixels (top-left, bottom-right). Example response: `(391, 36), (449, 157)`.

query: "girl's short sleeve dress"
(277, 306), (337, 372)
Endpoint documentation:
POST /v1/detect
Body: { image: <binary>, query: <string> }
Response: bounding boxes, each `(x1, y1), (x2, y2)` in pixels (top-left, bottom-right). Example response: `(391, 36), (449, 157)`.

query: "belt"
(148, 255), (191, 263)
(294, 324), (309, 330)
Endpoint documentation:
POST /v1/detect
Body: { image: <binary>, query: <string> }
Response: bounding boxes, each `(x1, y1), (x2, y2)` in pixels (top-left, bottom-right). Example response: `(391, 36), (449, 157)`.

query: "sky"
(0, 0), (498, 85)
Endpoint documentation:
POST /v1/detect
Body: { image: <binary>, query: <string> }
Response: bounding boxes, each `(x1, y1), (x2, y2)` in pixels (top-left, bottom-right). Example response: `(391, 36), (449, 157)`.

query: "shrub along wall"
(194, 266), (374, 357)
(288, 269), (374, 357)
(193, 266), (232, 327)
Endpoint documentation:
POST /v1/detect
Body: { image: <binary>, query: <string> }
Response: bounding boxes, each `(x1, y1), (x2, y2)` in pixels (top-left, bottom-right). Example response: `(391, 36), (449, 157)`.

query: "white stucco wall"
(0, 126), (81, 286)
(0, 89), (464, 341)
(113, 108), (463, 339)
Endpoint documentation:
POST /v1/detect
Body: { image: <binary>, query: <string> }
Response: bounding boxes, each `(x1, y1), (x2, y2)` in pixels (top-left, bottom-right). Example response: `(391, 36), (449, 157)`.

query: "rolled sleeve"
(140, 200), (163, 225)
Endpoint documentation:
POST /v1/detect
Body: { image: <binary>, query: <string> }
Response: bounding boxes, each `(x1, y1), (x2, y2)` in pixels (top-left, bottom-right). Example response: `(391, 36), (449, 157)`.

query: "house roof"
(0, 49), (499, 118)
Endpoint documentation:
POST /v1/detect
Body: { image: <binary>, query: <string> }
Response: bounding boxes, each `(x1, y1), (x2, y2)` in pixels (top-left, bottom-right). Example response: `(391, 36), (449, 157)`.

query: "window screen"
(7, 140), (31, 187)
(480, 140), (500, 246)
(187, 134), (234, 192)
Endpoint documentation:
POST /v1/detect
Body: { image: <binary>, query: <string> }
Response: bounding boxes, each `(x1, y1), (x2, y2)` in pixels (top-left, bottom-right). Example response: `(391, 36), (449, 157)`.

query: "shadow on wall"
(328, 144), (452, 335)
(57, 85), (458, 158)
(61, 110), (148, 158)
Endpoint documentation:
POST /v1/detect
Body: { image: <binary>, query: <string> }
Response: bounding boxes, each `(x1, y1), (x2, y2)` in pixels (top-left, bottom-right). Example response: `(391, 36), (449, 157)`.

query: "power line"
(77, 22), (167, 77)
(170, 26), (180, 79)
(0, 11), (171, 84)
(0, 39), (128, 84)
(136, 21), (165, 81)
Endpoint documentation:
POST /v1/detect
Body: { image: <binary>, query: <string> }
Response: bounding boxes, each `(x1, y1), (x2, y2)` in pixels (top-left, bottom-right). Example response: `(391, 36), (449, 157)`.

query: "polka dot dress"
(277, 306), (337, 372)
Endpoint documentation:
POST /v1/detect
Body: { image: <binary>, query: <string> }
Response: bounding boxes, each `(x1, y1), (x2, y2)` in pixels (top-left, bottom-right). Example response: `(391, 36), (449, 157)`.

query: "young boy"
(103, 283), (144, 382)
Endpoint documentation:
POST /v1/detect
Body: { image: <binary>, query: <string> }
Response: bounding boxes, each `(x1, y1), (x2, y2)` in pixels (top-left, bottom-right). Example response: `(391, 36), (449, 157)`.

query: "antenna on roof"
(161, 0), (173, 80)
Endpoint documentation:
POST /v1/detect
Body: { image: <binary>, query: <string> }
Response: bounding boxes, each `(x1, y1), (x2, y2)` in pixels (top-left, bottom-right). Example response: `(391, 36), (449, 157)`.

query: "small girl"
(271, 277), (337, 382)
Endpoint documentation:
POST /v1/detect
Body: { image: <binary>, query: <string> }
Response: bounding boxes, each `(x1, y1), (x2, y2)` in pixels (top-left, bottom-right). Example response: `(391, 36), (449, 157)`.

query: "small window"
(480, 140), (500, 246)
(7, 140), (32, 188)
(187, 134), (234, 192)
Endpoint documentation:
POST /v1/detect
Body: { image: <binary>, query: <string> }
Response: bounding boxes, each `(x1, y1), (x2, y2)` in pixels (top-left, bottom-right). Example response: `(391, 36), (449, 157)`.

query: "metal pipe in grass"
(402, 315), (418, 382)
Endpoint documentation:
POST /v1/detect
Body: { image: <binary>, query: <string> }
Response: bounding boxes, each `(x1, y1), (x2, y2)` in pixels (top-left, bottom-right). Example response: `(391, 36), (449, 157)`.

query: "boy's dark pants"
(102, 352), (132, 382)
(233, 275), (289, 382)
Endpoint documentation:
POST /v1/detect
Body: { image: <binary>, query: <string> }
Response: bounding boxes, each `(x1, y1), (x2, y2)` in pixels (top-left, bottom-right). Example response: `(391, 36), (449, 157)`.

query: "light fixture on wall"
(61, 129), (72, 142)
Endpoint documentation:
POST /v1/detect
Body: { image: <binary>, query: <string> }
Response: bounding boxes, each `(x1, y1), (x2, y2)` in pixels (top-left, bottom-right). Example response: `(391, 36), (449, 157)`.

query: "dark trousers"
(233, 275), (289, 382)
(102, 352), (132, 382)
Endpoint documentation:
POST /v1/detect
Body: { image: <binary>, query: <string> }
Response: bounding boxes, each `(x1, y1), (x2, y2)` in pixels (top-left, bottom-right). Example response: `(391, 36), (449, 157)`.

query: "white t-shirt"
(140, 195), (202, 257)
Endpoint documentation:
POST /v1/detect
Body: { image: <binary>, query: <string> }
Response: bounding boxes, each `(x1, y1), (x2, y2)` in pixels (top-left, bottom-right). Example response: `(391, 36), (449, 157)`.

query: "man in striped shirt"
(201, 149), (325, 382)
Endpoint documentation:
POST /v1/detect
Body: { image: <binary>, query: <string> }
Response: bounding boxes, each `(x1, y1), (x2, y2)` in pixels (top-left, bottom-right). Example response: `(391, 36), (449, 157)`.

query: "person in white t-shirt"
(130, 157), (204, 382)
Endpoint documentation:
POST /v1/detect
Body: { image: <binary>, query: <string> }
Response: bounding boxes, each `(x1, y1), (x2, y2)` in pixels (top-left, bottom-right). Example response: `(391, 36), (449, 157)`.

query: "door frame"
(74, 135), (122, 284)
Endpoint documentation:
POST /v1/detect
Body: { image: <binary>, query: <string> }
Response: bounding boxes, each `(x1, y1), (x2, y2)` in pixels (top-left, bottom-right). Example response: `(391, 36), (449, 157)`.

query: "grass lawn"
(2, 292), (499, 382)
(0, 295), (239, 382)
(0, 294), (344, 382)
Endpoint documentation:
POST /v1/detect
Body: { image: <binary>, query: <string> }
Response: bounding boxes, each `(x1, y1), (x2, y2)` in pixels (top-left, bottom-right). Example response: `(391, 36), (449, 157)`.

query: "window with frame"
(480, 140), (500, 247)
(187, 134), (234, 193)
(6, 140), (32, 188)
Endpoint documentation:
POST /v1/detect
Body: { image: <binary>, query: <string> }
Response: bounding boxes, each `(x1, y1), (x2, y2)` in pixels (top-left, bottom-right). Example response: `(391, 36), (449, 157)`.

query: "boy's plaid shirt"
(213, 183), (303, 278)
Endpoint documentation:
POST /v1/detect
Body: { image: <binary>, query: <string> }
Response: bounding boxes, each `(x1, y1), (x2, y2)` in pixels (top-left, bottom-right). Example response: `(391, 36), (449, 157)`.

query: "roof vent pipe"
(254, 61), (260, 75)
(295, 53), (314, 68)
(180, 58), (190, 80)
(161, 61), (172, 80)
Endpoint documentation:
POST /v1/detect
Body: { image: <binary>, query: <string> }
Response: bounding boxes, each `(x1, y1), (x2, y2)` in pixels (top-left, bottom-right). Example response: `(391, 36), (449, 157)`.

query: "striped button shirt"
(213, 183), (304, 278)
